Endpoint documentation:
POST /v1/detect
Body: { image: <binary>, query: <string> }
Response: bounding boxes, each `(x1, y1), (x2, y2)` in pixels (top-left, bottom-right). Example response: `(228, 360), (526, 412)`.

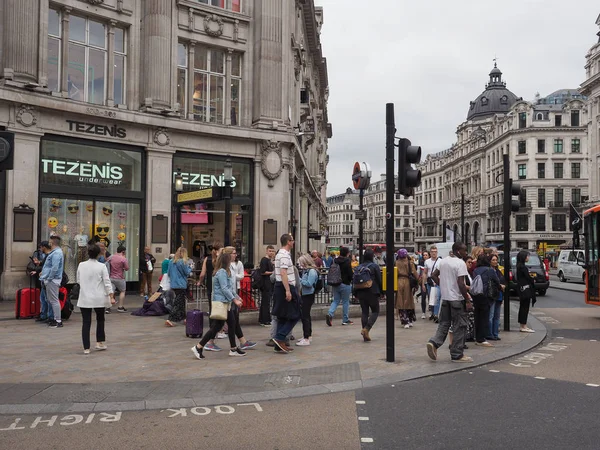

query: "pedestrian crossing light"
(397, 138), (421, 197)
(510, 180), (521, 212)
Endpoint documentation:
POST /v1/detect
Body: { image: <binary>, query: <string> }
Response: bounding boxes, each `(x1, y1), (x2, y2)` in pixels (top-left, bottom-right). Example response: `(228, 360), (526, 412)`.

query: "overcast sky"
(315, 0), (600, 196)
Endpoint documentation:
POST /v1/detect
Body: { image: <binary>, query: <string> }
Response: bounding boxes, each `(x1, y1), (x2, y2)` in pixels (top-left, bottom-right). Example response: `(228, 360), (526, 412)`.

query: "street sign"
(177, 188), (219, 204)
(352, 161), (372, 190)
(355, 210), (367, 220)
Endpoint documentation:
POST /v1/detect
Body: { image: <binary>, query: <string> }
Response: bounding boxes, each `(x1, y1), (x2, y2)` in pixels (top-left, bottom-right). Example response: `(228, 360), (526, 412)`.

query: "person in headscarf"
(395, 248), (418, 329)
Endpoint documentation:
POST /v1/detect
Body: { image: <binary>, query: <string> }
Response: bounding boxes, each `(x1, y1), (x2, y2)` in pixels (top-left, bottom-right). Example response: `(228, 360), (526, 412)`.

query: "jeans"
(270, 315), (292, 341)
(199, 306), (238, 349)
(272, 283), (300, 342)
(473, 296), (492, 343)
(300, 293), (315, 339)
(420, 287), (427, 314)
(328, 283), (351, 323)
(80, 307), (106, 350)
(427, 284), (442, 316)
(357, 290), (379, 330)
(40, 287), (54, 320)
(429, 300), (468, 360)
(44, 281), (61, 322)
(489, 300), (502, 338)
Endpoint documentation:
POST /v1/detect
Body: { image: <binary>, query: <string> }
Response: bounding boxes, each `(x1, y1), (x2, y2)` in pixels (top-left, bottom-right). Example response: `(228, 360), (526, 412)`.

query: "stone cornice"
(176, 0), (250, 23)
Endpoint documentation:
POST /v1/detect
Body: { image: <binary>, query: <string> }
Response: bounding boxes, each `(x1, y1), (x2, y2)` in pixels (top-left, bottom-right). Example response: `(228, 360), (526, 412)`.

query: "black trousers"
(80, 307), (106, 350)
(357, 290), (380, 330)
(300, 293), (315, 339)
(473, 297), (492, 343)
(518, 298), (531, 325)
(259, 283), (273, 324)
(199, 304), (239, 349)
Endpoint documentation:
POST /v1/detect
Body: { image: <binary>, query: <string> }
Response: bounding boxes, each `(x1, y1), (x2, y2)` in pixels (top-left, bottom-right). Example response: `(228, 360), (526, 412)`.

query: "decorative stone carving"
(261, 140), (283, 187)
(188, 8), (194, 30)
(117, 0), (123, 12)
(153, 128), (170, 146)
(233, 20), (240, 42)
(16, 105), (37, 127)
(84, 0), (104, 4)
(204, 14), (224, 37)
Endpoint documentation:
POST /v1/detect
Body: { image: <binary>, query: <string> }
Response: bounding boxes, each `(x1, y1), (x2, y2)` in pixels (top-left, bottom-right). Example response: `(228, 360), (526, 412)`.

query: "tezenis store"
(39, 136), (145, 289)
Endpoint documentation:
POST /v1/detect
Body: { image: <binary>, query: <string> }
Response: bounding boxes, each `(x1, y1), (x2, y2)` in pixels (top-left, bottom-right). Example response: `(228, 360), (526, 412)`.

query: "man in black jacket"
(326, 246), (354, 326)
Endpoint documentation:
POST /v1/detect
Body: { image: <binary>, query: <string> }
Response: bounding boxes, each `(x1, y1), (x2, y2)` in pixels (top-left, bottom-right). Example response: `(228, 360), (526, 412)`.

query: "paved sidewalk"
(0, 297), (546, 414)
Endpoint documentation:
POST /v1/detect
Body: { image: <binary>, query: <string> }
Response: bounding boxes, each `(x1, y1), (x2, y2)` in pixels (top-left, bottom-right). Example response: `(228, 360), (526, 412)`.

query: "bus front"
(584, 205), (600, 305)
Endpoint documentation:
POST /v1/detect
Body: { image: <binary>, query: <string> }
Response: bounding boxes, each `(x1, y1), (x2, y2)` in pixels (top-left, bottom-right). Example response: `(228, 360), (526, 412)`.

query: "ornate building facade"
(326, 188), (359, 250)
(0, 0), (331, 299)
(581, 14), (600, 204)
(415, 65), (588, 254)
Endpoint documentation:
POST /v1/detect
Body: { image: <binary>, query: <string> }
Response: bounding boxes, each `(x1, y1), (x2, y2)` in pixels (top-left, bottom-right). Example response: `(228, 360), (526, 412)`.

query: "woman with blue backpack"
(353, 249), (382, 342)
(297, 254), (321, 346)
(471, 254), (500, 347)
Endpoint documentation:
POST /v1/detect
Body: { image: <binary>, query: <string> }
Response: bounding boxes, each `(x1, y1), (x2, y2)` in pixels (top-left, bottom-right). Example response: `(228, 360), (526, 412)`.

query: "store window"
(196, 0), (242, 12)
(535, 214), (546, 231)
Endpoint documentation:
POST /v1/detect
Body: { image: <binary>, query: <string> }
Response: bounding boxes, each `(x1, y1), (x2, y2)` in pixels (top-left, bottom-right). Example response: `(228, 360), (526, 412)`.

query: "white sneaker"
(296, 338), (310, 346)
(95, 343), (107, 351)
(408, 322), (414, 328)
(404, 324), (410, 329)
(216, 332), (228, 339)
(421, 313), (426, 319)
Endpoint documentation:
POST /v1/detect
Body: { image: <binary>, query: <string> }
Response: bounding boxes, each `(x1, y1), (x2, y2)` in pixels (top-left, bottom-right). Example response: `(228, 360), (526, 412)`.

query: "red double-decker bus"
(583, 204), (600, 306)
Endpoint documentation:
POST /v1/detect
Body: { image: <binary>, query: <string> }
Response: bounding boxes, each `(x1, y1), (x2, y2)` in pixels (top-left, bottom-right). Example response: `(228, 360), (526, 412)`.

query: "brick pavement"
(0, 296), (546, 413)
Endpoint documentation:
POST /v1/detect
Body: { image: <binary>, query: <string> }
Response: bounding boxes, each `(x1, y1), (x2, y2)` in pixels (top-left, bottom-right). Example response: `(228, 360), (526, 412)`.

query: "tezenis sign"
(42, 158), (124, 185)
(66, 120), (127, 138)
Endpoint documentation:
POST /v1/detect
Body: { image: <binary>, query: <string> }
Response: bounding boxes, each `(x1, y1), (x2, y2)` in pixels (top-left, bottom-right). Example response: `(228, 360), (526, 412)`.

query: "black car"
(498, 251), (550, 296)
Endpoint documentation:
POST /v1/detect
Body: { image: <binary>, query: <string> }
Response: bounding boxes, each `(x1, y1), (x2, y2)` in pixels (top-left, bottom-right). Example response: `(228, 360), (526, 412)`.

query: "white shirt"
(231, 260), (245, 290)
(76, 259), (114, 308)
(275, 248), (295, 286)
(437, 256), (468, 301)
(424, 257), (441, 286)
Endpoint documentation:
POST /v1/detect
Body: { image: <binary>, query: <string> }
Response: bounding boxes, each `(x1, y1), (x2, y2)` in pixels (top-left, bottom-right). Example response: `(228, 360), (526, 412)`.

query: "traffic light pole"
(358, 189), (364, 264)
(385, 103), (396, 363)
(503, 153), (511, 332)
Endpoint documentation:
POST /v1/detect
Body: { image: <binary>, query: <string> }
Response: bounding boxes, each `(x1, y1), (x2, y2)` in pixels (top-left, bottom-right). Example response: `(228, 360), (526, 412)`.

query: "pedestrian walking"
(191, 251), (247, 359)
(271, 234), (301, 353)
(325, 246), (354, 326)
(297, 254), (319, 346)
(426, 242), (473, 363)
(353, 249), (382, 342)
(418, 251), (429, 319)
(39, 236), (65, 328)
(77, 244), (116, 354)
(471, 254), (500, 347)
(516, 250), (536, 333)
(488, 254), (505, 340)
(107, 245), (129, 313)
(30, 241), (53, 323)
(198, 242), (223, 351)
(140, 246), (156, 296)
(423, 245), (442, 322)
(258, 245), (275, 326)
(165, 247), (192, 327)
(395, 248), (419, 328)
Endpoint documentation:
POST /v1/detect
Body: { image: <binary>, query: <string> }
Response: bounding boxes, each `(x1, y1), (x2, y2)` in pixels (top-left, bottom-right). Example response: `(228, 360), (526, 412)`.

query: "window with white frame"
(230, 52), (241, 126)
(196, 0), (242, 12)
(47, 10), (126, 106)
(177, 43), (188, 115)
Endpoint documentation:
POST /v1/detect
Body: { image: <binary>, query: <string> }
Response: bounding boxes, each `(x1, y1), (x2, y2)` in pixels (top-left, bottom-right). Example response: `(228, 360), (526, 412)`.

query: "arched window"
(536, 112), (544, 121)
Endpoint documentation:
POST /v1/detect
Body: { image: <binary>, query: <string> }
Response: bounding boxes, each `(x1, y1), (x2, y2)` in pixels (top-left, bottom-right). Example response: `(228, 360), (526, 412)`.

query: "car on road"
(557, 249), (586, 283)
(498, 250), (550, 296)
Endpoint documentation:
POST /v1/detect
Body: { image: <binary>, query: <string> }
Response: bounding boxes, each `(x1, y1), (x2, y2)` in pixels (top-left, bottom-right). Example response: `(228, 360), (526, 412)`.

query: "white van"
(557, 250), (586, 283)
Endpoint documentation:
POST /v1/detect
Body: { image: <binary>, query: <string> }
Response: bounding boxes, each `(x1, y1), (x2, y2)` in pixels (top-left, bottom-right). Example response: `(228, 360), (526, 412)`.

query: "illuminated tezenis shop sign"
(66, 120), (127, 138)
(42, 159), (124, 185)
(176, 172), (237, 188)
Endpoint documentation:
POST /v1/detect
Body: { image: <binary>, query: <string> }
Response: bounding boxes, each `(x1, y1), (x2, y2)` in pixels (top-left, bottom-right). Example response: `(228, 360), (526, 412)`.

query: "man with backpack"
(353, 249), (382, 341)
(325, 246), (354, 326)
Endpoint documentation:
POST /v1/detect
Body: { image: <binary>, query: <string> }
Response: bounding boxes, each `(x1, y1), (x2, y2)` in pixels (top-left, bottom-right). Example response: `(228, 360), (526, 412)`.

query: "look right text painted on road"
(510, 342), (571, 368)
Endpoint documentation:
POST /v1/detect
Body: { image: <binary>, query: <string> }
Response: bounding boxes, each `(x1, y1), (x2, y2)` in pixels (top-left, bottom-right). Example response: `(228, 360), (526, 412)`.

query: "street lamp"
(174, 168), (183, 250)
(223, 156), (233, 246)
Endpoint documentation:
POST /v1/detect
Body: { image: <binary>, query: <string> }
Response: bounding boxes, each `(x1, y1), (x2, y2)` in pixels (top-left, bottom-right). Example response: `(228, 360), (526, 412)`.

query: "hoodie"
(335, 256), (353, 285)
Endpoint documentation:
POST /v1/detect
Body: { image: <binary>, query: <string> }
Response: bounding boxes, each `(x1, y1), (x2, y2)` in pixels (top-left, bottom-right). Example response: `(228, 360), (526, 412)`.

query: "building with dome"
(415, 64), (589, 258)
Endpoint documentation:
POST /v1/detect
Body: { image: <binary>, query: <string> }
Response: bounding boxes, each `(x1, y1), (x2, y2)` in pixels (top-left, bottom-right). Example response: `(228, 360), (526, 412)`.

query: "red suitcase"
(15, 287), (41, 319)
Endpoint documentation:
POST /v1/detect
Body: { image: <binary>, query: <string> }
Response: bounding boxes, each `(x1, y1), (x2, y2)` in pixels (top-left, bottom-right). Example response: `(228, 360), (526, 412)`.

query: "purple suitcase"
(186, 309), (204, 338)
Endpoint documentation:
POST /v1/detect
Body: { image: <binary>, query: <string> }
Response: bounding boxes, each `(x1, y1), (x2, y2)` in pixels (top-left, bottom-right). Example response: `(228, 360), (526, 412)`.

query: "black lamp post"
(223, 156), (233, 247)
(174, 168), (183, 249)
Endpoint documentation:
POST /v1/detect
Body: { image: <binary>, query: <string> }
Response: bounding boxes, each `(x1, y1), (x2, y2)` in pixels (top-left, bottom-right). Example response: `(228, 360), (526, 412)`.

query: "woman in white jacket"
(77, 244), (115, 354)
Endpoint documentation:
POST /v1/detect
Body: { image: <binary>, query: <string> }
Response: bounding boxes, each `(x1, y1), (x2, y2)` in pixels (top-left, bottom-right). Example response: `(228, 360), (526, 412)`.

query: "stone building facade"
(581, 14), (600, 204)
(0, 0), (331, 299)
(325, 188), (359, 251)
(415, 65), (588, 255)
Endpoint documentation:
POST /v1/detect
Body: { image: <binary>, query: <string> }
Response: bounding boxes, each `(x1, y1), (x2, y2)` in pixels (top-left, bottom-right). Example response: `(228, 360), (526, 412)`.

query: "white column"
(145, 149), (174, 262)
(60, 6), (71, 97)
(2, 0), (40, 82)
(106, 20), (116, 107)
(187, 41), (195, 120)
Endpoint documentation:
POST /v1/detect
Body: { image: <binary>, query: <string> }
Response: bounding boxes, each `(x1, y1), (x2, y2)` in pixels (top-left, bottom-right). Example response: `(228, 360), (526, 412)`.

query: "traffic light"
(509, 180), (521, 212)
(0, 131), (14, 172)
(397, 138), (421, 197)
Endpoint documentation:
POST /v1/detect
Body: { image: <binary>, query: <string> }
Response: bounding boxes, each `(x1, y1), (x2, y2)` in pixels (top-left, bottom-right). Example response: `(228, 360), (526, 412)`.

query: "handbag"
(428, 286), (440, 306)
(160, 272), (171, 291)
(518, 284), (533, 300)
(210, 301), (230, 320)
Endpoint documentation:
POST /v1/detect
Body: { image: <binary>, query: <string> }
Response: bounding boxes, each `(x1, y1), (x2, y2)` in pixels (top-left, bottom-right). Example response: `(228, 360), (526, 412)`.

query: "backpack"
(353, 264), (373, 290)
(313, 269), (324, 294)
(251, 269), (263, 290)
(61, 271), (69, 287)
(327, 261), (342, 286)
(470, 274), (484, 296)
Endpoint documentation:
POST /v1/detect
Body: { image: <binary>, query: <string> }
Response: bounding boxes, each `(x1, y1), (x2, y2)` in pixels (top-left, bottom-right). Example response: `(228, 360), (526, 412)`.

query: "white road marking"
(489, 370), (500, 373)
(590, 340), (597, 342)
(586, 384), (599, 387)
(361, 438), (374, 443)
(555, 337), (564, 339)
(534, 377), (546, 380)
(358, 417), (369, 421)
(355, 400), (366, 404)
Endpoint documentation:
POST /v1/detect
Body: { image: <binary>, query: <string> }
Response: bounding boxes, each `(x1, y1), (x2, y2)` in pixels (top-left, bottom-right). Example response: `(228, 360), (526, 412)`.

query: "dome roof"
(467, 64), (521, 121)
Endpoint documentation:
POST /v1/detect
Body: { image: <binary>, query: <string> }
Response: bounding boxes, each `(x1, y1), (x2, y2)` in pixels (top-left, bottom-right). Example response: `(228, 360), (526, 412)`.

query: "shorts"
(111, 279), (126, 293)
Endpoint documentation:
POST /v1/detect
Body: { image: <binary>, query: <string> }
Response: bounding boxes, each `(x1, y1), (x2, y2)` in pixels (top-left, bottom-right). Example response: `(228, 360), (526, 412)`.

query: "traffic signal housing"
(397, 138), (421, 197)
(0, 131), (14, 172)
(510, 180), (521, 212)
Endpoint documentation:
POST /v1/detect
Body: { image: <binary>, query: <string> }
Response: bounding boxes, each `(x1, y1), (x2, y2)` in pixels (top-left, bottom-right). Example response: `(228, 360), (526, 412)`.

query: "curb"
(0, 305), (547, 415)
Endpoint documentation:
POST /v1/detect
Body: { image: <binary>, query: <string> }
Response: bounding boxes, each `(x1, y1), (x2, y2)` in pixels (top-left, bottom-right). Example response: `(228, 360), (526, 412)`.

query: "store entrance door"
(41, 197), (141, 288)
